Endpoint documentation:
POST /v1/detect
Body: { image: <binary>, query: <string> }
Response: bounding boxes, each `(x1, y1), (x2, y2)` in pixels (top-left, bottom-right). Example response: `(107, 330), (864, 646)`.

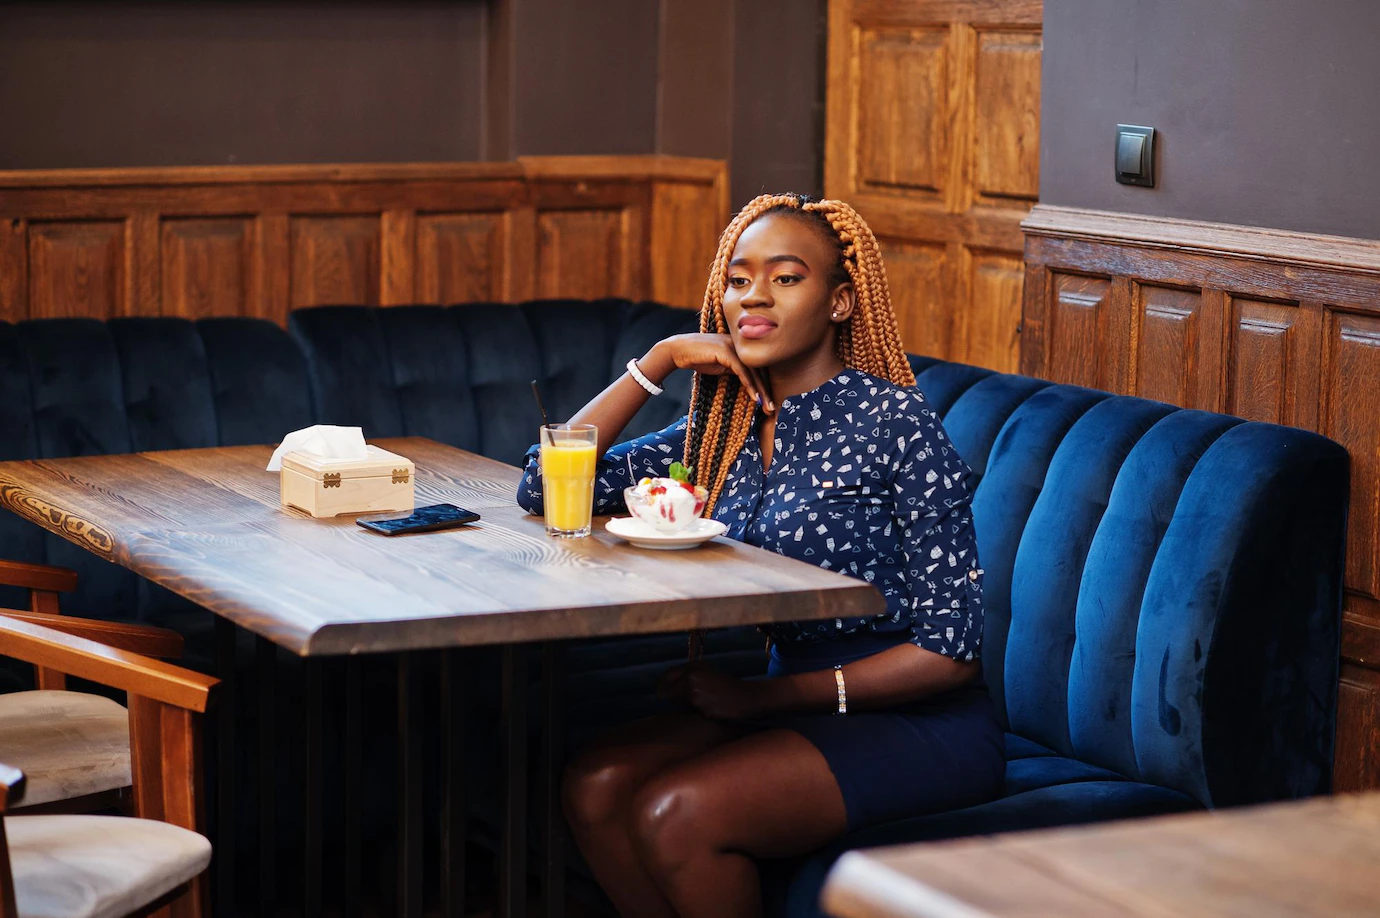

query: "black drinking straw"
(530, 379), (550, 428)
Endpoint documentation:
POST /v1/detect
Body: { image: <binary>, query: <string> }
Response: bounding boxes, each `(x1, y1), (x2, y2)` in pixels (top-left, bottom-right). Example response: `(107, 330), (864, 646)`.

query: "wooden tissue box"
(280, 445), (415, 518)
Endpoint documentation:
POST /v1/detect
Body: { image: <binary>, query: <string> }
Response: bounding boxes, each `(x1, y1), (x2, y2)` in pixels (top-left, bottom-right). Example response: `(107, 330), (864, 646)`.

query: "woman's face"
(721, 213), (853, 370)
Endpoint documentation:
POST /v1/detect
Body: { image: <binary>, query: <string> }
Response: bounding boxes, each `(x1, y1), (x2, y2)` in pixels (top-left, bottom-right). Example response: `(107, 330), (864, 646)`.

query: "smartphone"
(357, 503), (481, 536)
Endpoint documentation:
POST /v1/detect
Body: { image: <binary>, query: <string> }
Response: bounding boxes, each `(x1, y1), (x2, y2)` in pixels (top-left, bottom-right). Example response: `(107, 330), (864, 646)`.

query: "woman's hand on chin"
(657, 661), (765, 721)
(648, 335), (773, 412)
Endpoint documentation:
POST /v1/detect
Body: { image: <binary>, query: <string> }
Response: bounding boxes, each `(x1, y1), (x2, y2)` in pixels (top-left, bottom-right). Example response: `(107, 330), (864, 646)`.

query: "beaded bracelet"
(834, 664), (848, 715)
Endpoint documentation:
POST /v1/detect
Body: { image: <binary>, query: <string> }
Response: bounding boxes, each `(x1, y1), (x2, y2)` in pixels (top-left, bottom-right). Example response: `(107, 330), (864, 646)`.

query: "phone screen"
(357, 503), (481, 536)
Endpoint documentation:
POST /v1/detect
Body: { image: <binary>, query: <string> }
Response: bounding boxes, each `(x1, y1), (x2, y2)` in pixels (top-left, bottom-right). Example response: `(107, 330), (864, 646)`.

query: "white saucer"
(605, 517), (728, 550)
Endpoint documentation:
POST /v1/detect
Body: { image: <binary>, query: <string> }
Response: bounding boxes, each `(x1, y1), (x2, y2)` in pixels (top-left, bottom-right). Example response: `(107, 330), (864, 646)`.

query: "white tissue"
(266, 425), (369, 471)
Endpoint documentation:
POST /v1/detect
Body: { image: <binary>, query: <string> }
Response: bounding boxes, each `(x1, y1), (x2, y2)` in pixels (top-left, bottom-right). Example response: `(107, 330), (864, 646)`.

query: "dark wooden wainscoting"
(1021, 203), (1380, 791)
(0, 155), (728, 323)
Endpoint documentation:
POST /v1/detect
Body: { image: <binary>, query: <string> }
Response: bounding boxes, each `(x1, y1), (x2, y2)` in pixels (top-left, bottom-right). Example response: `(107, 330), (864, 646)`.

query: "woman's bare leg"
(630, 729), (848, 918)
(563, 712), (734, 918)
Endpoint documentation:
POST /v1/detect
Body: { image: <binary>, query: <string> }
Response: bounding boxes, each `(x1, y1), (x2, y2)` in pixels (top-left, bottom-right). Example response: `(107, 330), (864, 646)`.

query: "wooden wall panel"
(415, 212), (505, 304)
(1022, 202), (1380, 790)
(1337, 665), (1380, 792)
(1136, 285), (1202, 407)
(1325, 311), (1380, 601)
(160, 218), (253, 319)
(880, 238), (950, 360)
(536, 209), (627, 301)
(826, 0), (1041, 375)
(973, 30), (1041, 203)
(0, 156), (728, 323)
(955, 251), (1023, 371)
(856, 27), (950, 198)
(1228, 298), (1300, 424)
(289, 216), (381, 309)
(27, 220), (126, 319)
(1046, 273), (1109, 389)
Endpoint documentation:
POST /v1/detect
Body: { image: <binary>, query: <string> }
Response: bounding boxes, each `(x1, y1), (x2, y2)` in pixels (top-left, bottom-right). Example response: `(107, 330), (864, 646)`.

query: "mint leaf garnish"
(668, 461), (692, 483)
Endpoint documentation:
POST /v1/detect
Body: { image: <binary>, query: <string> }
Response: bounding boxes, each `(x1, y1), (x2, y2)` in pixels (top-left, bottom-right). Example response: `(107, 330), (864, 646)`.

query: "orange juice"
(539, 429), (598, 536)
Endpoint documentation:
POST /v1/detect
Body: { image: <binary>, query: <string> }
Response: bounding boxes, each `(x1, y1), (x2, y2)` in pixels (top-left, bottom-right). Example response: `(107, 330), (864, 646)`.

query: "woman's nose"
(742, 277), (773, 307)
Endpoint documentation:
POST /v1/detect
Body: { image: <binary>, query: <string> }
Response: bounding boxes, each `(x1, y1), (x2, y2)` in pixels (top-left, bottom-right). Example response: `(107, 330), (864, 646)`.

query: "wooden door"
(825, 0), (1042, 371)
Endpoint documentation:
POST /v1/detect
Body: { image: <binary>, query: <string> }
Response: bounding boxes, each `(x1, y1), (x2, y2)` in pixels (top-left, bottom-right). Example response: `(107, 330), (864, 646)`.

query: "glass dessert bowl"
(623, 476), (709, 534)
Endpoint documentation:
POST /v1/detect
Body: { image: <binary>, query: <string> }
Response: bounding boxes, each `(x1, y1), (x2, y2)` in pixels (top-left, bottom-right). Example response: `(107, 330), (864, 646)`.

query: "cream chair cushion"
(0, 691), (130, 808)
(5, 814), (210, 918)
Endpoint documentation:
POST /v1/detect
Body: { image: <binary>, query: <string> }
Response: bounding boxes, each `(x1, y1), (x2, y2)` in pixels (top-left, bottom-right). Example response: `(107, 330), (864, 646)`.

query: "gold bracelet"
(834, 664), (847, 715)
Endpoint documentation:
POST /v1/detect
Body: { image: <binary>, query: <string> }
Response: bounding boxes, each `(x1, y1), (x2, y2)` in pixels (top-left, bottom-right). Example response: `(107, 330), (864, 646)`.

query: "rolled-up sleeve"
(891, 422), (984, 662)
(515, 416), (690, 516)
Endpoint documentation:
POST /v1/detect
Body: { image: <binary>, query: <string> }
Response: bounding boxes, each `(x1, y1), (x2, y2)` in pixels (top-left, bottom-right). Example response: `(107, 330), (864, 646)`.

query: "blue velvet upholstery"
(0, 302), (1348, 918)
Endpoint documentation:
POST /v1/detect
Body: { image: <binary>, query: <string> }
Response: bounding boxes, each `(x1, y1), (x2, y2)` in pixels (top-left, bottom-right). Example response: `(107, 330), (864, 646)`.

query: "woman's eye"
(774, 274), (802, 285)
(727, 276), (749, 288)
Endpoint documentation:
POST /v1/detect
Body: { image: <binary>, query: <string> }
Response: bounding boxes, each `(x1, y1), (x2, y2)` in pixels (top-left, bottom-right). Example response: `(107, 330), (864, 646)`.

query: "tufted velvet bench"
(0, 301), (1348, 917)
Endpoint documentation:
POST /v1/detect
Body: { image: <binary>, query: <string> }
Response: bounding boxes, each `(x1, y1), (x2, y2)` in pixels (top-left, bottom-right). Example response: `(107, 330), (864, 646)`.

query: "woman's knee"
(562, 748), (645, 833)
(630, 776), (716, 873)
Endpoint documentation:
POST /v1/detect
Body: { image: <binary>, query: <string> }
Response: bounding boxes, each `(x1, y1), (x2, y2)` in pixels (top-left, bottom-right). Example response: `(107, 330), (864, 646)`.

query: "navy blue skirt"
(758, 631), (1005, 832)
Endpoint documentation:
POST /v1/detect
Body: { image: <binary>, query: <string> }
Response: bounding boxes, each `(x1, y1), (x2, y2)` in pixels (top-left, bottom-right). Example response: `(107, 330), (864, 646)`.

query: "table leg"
(304, 658), (324, 918)
(500, 646), (528, 918)
(344, 657), (362, 918)
(398, 653), (425, 918)
(256, 635), (277, 918)
(215, 617), (236, 918)
(540, 642), (567, 918)
(441, 650), (466, 918)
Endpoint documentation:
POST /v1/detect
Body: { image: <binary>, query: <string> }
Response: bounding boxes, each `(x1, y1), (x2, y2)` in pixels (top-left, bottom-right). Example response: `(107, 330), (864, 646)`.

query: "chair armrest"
(0, 617), (217, 713)
(0, 560), (77, 593)
(0, 609), (183, 658)
(0, 764), (24, 813)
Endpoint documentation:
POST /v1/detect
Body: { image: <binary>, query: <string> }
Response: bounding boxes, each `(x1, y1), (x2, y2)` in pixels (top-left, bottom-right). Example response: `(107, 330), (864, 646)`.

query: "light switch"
(1115, 124), (1155, 187)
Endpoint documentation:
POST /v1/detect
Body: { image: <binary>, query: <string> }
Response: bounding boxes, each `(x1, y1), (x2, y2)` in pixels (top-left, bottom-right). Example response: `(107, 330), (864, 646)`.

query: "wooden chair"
(0, 565), (218, 917)
(0, 561), (186, 815)
(0, 762), (210, 918)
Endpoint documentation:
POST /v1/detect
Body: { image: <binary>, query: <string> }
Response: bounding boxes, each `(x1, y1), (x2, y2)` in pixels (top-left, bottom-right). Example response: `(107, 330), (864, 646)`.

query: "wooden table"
(821, 792), (1380, 918)
(0, 437), (883, 918)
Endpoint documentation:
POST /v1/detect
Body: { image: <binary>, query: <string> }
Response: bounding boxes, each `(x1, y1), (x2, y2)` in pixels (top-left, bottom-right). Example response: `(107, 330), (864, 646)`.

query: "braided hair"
(684, 194), (915, 514)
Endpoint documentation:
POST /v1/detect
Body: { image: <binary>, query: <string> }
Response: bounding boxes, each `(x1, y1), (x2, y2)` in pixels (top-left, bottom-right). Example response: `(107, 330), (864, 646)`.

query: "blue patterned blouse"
(515, 370), (984, 661)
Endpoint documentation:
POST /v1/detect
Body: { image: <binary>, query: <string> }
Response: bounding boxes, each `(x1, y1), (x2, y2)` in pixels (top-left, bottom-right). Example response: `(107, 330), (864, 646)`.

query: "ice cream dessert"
(624, 462), (709, 533)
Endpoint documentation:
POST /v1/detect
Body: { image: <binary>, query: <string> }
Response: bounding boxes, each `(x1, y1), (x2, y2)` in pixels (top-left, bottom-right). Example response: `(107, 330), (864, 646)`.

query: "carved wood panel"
(536, 209), (628, 301)
(1046, 273), (1109, 390)
(856, 27), (950, 199)
(958, 251), (1024, 371)
(416, 212), (506, 304)
(28, 221), (126, 319)
(973, 30), (1041, 203)
(289, 216), (381, 309)
(1325, 310), (1380, 601)
(1022, 203), (1380, 790)
(881, 238), (950, 360)
(161, 218), (254, 319)
(826, 0), (1042, 374)
(0, 157), (728, 323)
(1337, 665), (1380, 792)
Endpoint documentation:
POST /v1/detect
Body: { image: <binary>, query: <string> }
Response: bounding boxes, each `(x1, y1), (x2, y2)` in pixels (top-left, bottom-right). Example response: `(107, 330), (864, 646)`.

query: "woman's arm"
(660, 644), (979, 721)
(572, 335), (772, 455)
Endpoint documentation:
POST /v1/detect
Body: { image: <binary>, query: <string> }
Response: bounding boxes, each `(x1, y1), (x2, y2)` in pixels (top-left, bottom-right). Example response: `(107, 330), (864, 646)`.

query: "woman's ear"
(829, 283), (856, 324)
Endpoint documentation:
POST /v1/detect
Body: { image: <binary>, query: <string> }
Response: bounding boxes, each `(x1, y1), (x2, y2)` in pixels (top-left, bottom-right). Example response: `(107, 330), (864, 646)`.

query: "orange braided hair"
(684, 194), (915, 514)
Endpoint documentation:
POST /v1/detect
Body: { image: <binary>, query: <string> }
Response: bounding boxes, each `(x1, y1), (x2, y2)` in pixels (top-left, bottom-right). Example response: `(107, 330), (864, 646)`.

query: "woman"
(516, 194), (1004, 918)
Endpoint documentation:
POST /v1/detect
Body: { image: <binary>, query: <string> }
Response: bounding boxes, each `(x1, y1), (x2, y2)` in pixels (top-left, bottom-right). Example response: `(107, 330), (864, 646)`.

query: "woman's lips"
(737, 317), (777, 340)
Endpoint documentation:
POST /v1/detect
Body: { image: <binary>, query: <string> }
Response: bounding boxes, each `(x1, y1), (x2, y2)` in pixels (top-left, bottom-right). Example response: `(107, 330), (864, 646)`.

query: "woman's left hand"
(657, 662), (764, 721)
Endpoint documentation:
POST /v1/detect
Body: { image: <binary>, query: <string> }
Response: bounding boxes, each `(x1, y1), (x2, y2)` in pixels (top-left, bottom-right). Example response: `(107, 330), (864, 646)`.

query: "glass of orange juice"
(539, 423), (598, 538)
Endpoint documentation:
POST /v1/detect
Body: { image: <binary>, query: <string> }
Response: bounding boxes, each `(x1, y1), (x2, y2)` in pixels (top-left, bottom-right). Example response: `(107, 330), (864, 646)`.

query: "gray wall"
(0, 0), (825, 207)
(1042, 0), (1380, 239)
(0, 2), (487, 167)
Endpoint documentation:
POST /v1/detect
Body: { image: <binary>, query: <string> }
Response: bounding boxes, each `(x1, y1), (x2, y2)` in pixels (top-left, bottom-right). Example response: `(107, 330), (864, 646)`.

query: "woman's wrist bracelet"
(626, 357), (664, 396)
(834, 664), (848, 715)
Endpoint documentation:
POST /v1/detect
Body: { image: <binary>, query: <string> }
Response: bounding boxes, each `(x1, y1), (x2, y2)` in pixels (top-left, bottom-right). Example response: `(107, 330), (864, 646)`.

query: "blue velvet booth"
(0, 300), (1348, 917)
